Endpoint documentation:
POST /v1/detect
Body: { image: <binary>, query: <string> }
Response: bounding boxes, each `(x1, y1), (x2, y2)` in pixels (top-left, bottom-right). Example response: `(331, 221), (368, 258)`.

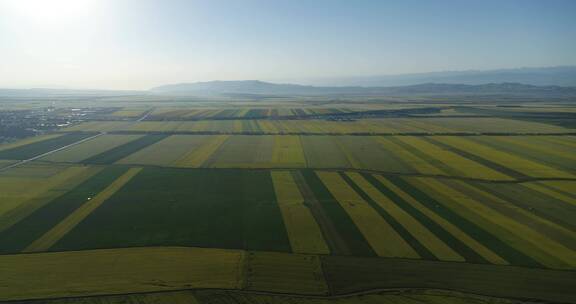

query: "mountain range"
(298, 66), (576, 87)
(150, 81), (576, 97)
(2, 66), (576, 99)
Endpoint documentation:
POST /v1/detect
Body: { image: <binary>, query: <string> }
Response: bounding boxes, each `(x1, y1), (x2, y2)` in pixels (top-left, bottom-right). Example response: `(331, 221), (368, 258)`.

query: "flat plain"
(0, 98), (575, 304)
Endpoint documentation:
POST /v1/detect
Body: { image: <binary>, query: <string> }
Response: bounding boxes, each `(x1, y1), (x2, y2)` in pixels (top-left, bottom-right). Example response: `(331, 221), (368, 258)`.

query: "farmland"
(9, 133), (572, 180)
(0, 98), (575, 304)
(63, 116), (573, 134)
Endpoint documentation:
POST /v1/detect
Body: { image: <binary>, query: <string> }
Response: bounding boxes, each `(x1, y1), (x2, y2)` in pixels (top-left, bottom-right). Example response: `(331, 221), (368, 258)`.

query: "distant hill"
(150, 80), (576, 97)
(303, 66), (576, 87)
(0, 88), (143, 98)
(150, 80), (316, 95)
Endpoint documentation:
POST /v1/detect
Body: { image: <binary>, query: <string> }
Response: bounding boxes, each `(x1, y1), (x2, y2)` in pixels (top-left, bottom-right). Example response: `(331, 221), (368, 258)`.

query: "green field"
(49, 168), (291, 253)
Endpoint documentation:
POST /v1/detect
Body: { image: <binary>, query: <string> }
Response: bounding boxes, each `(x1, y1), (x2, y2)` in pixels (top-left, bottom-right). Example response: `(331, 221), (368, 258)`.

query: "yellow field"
(41, 135), (143, 163)
(396, 136), (511, 180)
(0, 164), (99, 233)
(376, 137), (446, 175)
(524, 183), (576, 208)
(381, 178), (508, 265)
(0, 160), (16, 168)
(111, 108), (149, 117)
(491, 136), (576, 162)
(0, 134), (62, 152)
(531, 181), (576, 206)
(436, 136), (575, 178)
(0, 246), (244, 301)
(542, 136), (576, 149)
(271, 171), (329, 254)
(16, 288), (525, 304)
(259, 120), (279, 133)
(343, 172), (419, 258)
(333, 138), (363, 169)
(271, 135), (306, 167)
(63, 117), (573, 134)
(318, 171), (420, 258)
(64, 121), (132, 132)
(464, 182), (576, 248)
(244, 251), (329, 295)
(371, 175), (465, 262)
(420, 117), (569, 133)
(411, 178), (576, 269)
(24, 168), (143, 253)
(130, 291), (200, 304)
(176, 135), (229, 167)
(118, 135), (212, 166)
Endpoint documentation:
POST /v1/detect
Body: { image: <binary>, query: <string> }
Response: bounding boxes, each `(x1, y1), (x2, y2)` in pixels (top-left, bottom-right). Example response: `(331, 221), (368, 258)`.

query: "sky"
(0, 0), (575, 90)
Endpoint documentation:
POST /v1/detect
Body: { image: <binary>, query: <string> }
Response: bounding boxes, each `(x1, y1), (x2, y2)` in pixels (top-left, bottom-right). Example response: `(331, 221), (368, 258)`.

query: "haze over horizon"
(1, 0), (575, 90)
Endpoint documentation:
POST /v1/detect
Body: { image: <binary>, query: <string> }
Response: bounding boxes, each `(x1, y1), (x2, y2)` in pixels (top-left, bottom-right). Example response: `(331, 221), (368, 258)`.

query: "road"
(0, 107), (154, 173)
(0, 132), (106, 173)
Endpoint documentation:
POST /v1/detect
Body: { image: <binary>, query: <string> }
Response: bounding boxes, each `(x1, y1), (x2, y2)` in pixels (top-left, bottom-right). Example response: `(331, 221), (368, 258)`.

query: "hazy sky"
(1, 0), (575, 89)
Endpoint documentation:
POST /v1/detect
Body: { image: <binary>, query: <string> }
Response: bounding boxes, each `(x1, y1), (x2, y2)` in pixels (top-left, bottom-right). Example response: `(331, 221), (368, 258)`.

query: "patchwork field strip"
(111, 108), (150, 117)
(322, 255), (576, 303)
(466, 136), (576, 174)
(0, 164), (100, 233)
(528, 181), (576, 206)
(340, 172), (422, 259)
(22, 288), (556, 304)
(357, 174), (465, 262)
(408, 177), (575, 268)
(290, 171), (351, 256)
(0, 133), (96, 160)
(395, 136), (512, 180)
(376, 177), (507, 265)
(0, 134), (62, 152)
(271, 135), (307, 167)
(271, 171), (329, 254)
(23, 167), (143, 253)
(40, 134), (143, 163)
(1, 247), (574, 303)
(243, 251), (329, 295)
(484, 182), (576, 231)
(177, 135), (229, 167)
(82, 134), (168, 164)
(117, 135), (212, 166)
(300, 170), (376, 257)
(0, 166), (574, 273)
(486, 136), (576, 162)
(62, 117), (575, 135)
(204, 135), (273, 168)
(433, 136), (575, 179)
(0, 247), (244, 301)
(0, 166), (130, 254)
(317, 171), (421, 259)
(8, 134), (572, 182)
(46, 168), (291, 253)
(461, 182), (576, 251)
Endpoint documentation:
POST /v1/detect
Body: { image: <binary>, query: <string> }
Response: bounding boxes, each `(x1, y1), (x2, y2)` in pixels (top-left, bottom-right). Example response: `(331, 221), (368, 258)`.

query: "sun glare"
(2, 0), (97, 25)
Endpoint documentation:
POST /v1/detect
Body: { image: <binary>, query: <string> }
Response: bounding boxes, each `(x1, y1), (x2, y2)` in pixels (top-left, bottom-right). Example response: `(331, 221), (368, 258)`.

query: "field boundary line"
(55, 129), (576, 136)
(34, 160), (576, 183)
